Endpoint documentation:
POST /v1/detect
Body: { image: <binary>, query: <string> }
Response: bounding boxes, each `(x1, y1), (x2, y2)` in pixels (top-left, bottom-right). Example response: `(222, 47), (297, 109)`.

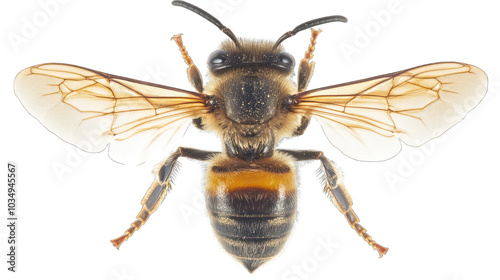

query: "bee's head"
(172, 0), (346, 161)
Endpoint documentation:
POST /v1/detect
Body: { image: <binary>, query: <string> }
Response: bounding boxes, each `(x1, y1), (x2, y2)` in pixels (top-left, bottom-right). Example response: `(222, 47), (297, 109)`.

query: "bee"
(14, 0), (488, 273)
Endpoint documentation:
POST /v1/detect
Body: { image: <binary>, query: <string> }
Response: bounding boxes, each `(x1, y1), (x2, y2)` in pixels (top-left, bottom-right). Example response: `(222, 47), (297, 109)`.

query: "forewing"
(293, 62), (488, 161)
(14, 63), (209, 165)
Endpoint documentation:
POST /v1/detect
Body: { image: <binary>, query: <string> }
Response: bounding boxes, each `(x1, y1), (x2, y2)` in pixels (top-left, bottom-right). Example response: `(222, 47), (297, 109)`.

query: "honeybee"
(13, 0), (488, 273)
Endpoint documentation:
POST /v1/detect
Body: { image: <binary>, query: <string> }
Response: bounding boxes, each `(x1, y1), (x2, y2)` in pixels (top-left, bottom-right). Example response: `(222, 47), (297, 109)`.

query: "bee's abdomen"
(206, 154), (297, 272)
(207, 188), (297, 271)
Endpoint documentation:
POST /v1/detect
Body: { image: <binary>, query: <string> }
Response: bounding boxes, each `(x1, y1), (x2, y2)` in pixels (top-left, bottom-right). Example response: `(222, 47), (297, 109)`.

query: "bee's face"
(199, 40), (301, 161)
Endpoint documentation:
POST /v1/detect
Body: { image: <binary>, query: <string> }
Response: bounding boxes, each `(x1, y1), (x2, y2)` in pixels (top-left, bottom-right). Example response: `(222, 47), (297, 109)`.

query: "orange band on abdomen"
(205, 154), (297, 195)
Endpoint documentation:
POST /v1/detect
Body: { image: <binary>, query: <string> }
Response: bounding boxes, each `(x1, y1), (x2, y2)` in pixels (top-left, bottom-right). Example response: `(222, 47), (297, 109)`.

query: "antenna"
(273, 15), (347, 48)
(172, 1), (241, 48)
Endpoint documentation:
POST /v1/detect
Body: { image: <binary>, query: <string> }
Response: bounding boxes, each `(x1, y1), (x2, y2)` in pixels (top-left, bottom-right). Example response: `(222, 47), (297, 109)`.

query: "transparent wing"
(293, 62), (488, 161)
(14, 63), (209, 165)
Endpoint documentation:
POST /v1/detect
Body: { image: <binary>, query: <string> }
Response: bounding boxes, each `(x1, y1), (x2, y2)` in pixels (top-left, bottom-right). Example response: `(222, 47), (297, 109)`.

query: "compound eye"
(208, 50), (228, 69)
(278, 52), (295, 69)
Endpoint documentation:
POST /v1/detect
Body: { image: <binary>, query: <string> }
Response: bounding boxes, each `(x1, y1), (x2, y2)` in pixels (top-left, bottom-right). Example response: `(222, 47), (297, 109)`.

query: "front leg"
(297, 28), (321, 92)
(172, 34), (204, 93)
(279, 149), (388, 257)
(111, 147), (219, 249)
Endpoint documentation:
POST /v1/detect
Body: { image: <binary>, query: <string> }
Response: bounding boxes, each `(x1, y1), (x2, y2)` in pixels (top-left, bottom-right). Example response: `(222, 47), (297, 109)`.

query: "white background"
(1, 0), (499, 279)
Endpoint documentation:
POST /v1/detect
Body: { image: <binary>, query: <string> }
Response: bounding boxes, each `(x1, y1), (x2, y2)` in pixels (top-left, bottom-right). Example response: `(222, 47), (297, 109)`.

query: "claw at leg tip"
(376, 246), (389, 258)
(110, 241), (120, 250)
(110, 234), (128, 250)
(171, 33), (183, 40)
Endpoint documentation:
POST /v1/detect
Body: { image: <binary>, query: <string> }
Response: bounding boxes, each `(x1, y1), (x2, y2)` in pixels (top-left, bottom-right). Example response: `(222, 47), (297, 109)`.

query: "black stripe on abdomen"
(206, 188), (297, 272)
